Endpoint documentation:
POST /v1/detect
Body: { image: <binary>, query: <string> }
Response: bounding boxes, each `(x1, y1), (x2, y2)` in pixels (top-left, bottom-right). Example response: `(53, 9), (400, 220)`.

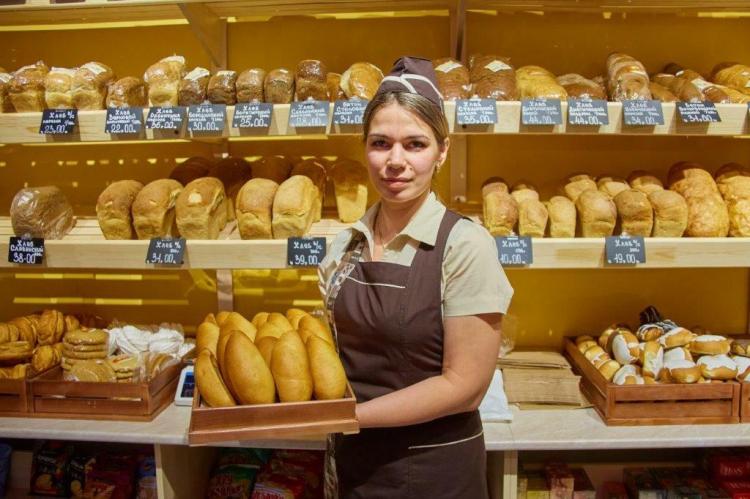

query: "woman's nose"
(387, 144), (406, 168)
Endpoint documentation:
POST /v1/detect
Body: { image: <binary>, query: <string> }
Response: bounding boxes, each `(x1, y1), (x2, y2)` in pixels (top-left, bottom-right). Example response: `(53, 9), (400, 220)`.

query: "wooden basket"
(189, 384), (359, 445)
(564, 338), (740, 426)
(0, 377), (31, 415)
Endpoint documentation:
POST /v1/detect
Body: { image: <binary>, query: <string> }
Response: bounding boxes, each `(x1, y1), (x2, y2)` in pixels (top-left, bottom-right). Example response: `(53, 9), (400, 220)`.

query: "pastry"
(713, 63), (750, 90)
(545, 196), (576, 238)
(689, 335), (732, 356)
(236, 178), (279, 239)
(665, 359), (701, 384)
(640, 341), (664, 379)
(516, 65), (567, 100)
(72, 62), (115, 110)
(468, 54), (517, 100)
(96, 180), (144, 240)
(175, 177), (228, 239)
(195, 350), (235, 407)
(10, 186), (75, 239)
(734, 356), (750, 381)
(577, 340), (597, 353)
(583, 345), (610, 364)
(697, 354), (738, 380)
(433, 58), (470, 100)
(732, 339), (750, 357)
(66, 359), (116, 383)
(272, 175), (317, 239)
(576, 190), (616, 237)
(648, 190), (688, 237)
(613, 365), (644, 385)
(252, 156), (292, 184)
(636, 323), (664, 342)
(610, 331), (640, 365)
(291, 159), (327, 222)
(597, 177), (630, 198)
(330, 159), (369, 223)
(0, 341), (33, 363)
(614, 189), (653, 237)
(0, 323), (19, 343)
(106, 76), (147, 108)
(264, 68), (294, 104)
(658, 327), (695, 349)
(563, 174), (597, 202)
(517, 199), (548, 238)
(598, 359), (621, 381)
(606, 53), (652, 101)
(169, 156), (213, 186)
(628, 171), (664, 195)
(326, 72), (345, 101)
(236, 68), (265, 103)
(207, 70), (237, 105)
(664, 347), (693, 364)
(44, 67), (76, 109)
(295, 60), (328, 101)
(599, 324), (630, 351)
(556, 73), (606, 100)
(144, 55), (185, 107)
(132, 179), (183, 240)
(340, 62), (383, 101)
(64, 328), (108, 346)
(8, 61), (48, 112)
(178, 67), (210, 106)
(8, 317), (36, 346)
(715, 163), (750, 237)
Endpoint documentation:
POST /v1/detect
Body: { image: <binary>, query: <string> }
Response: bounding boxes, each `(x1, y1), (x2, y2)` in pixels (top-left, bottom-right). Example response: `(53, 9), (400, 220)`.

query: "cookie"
(63, 329), (108, 346)
(66, 360), (116, 383)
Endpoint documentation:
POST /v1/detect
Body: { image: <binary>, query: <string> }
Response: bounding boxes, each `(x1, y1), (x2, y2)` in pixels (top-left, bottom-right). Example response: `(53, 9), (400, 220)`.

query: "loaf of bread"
(236, 178), (279, 239)
(606, 53), (652, 101)
(208, 156), (252, 189)
(0, 71), (12, 112)
(144, 55), (185, 107)
(648, 190), (687, 237)
(628, 171), (664, 195)
(178, 67), (210, 106)
(468, 54), (517, 100)
(651, 73), (702, 102)
(483, 180), (518, 236)
(340, 62), (383, 100)
(516, 65), (567, 100)
(545, 196), (576, 237)
(44, 67), (76, 109)
(236, 68), (265, 103)
(106, 77), (147, 108)
(11, 186), (75, 239)
(176, 177), (229, 239)
(326, 73), (345, 101)
(518, 199), (548, 238)
(330, 159), (368, 223)
(291, 159), (327, 222)
(614, 189), (653, 236)
(713, 63), (750, 90)
(72, 62), (115, 110)
(252, 156), (292, 184)
(563, 174), (597, 202)
(9, 61), (48, 112)
(295, 60), (328, 101)
(264, 68), (294, 104)
(207, 70), (237, 105)
(715, 162), (750, 237)
(668, 162), (729, 237)
(511, 184), (539, 204)
(432, 58), (470, 100)
(96, 180), (144, 240)
(272, 175), (317, 239)
(597, 176), (630, 198)
(576, 190), (616, 237)
(132, 179), (183, 240)
(649, 81), (678, 102)
(556, 73), (606, 100)
(170, 156), (213, 186)
(663, 65), (733, 103)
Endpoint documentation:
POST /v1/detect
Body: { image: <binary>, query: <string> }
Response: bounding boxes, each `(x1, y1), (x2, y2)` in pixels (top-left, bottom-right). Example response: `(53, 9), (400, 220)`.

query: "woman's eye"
(370, 140), (388, 148)
(408, 141), (426, 149)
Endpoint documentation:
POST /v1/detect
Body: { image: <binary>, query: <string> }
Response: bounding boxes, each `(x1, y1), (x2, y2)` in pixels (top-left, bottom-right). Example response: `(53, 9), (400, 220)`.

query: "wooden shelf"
(468, 1), (750, 14)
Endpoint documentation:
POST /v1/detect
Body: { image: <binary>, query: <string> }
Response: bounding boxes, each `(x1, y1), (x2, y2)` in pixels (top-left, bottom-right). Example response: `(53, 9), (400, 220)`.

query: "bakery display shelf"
(467, 0), (750, 14)
(0, 377), (31, 416)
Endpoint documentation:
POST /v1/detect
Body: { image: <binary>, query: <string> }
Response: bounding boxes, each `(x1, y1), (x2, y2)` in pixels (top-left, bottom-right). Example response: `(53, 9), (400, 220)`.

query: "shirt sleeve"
(442, 220), (514, 317)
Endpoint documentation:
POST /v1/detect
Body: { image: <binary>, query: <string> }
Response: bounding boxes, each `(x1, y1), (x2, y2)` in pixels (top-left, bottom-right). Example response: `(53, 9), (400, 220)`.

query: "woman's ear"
(438, 136), (451, 168)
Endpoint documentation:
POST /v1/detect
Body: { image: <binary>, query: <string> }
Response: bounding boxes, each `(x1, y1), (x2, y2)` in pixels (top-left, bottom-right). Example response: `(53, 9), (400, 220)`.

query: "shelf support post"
(179, 2), (227, 72)
(450, 0), (467, 62)
(449, 134), (468, 203)
(502, 449), (519, 499)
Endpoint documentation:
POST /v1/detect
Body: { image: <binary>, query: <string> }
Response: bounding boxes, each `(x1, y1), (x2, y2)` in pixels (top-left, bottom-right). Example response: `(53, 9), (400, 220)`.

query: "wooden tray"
(189, 384), (359, 445)
(0, 377), (31, 415)
(564, 338), (741, 426)
(741, 383), (750, 423)
(28, 361), (181, 422)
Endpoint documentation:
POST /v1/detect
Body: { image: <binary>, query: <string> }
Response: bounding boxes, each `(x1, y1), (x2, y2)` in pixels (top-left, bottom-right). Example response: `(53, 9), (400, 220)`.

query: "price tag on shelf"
(676, 101), (721, 123)
(495, 236), (533, 266)
(232, 103), (272, 129)
(605, 236), (646, 265)
(39, 109), (77, 135)
(105, 107), (143, 134)
(455, 99), (498, 126)
(287, 237), (326, 267)
(289, 101), (329, 128)
(146, 106), (185, 130)
(332, 99), (367, 126)
(146, 238), (185, 265)
(188, 104), (226, 133)
(567, 98), (609, 126)
(8, 237), (44, 265)
(521, 98), (563, 126)
(622, 100), (664, 126)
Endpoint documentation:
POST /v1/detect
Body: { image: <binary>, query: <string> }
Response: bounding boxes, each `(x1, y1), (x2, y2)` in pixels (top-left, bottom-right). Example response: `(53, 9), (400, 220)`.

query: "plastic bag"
(10, 186), (75, 240)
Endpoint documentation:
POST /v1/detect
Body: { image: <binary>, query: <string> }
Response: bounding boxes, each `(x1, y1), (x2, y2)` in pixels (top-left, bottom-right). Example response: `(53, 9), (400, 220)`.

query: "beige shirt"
(318, 192), (513, 316)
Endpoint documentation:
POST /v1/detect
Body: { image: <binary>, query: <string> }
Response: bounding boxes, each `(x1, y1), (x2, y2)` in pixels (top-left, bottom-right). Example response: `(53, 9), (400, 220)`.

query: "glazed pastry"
(658, 327), (696, 349)
(689, 335), (732, 356)
(575, 190), (616, 237)
(734, 356), (750, 381)
(664, 346), (693, 364)
(732, 339), (750, 357)
(665, 359), (701, 384)
(614, 189), (653, 237)
(597, 359), (621, 381)
(599, 324), (631, 351)
(613, 365), (644, 385)
(636, 324), (664, 342)
(697, 354), (738, 380)
(610, 330), (640, 365)
(640, 341), (664, 379)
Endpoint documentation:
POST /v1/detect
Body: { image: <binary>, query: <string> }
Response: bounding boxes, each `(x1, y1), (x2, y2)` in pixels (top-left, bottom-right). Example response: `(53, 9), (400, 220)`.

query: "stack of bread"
(194, 308), (347, 407)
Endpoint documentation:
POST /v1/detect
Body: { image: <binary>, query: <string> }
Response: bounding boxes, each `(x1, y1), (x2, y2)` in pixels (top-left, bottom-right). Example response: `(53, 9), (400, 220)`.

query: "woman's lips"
(381, 178), (411, 190)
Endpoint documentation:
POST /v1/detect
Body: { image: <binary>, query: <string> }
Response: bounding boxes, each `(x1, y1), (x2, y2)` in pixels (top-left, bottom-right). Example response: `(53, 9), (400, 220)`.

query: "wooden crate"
(564, 338), (741, 426)
(189, 384), (359, 445)
(29, 361), (181, 421)
(0, 377), (31, 415)
(741, 383), (750, 423)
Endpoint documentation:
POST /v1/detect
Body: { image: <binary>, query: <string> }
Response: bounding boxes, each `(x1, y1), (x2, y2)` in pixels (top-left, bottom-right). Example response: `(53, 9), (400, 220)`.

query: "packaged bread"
(628, 171), (664, 195)
(170, 156), (213, 186)
(482, 180), (518, 236)
(175, 177), (229, 239)
(295, 60), (328, 101)
(144, 55), (186, 107)
(252, 156), (292, 184)
(272, 175), (317, 239)
(715, 162), (750, 237)
(132, 179), (183, 240)
(72, 62), (115, 110)
(468, 54), (517, 101)
(264, 68), (294, 104)
(614, 189), (653, 237)
(236, 68), (265, 103)
(651, 73), (702, 102)
(96, 180), (144, 240)
(106, 76), (147, 108)
(207, 70), (237, 105)
(563, 174), (597, 202)
(340, 62), (384, 101)
(575, 190), (616, 237)
(649, 81), (678, 102)
(178, 67), (210, 106)
(326, 72), (345, 101)
(648, 190), (688, 237)
(291, 159), (327, 222)
(597, 176), (630, 198)
(8, 61), (48, 112)
(545, 196), (576, 237)
(668, 162), (729, 237)
(518, 199), (548, 238)
(432, 58), (470, 100)
(713, 63), (750, 90)
(11, 186), (74, 239)
(556, 73), (606, 100)
(0, 71), (12, 112)
(663, 65), (733, 103)
(44, 67), (76, 109)
(236, 178), (279, 239)
(516, 65), (567, 100)
(606, 53), (652, 101)
(330, 159), (368, 223)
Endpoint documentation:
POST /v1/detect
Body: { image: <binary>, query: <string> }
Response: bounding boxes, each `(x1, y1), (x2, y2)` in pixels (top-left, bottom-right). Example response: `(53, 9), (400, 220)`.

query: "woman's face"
(365, 102), (449, 205)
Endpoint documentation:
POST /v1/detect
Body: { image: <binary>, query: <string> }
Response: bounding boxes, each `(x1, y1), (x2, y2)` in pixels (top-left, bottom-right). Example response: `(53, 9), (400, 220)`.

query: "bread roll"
(640, 341), (664, 379)
(649, 81), (678, 102)
(236, 178), (279, 239)
(11, 186), (74, 239)
(556, 73), (606, 100)
(659, 327), (695, 349)
(611, 331), (640, 365)
(144, 55), (185, 107)
(598, 359), (621, 381)
(196, 320), (220, 357)
(468, 54), (518, 100)
(628, 171), (664, 195)
(96, 180), (144, 240)
(734, 356), (750, 381)
(44, 67), (76, 109)
(518, 199), (548, 238)
(607, 53), (652, 101)
(613, 365), (644, 385)
(195, 350), (235, 407)
(132, 179), (183, 240)
(340, 62), (383, 101)
(668, 162), (729, 237)
(257, 337), (277, 367)
(599, 324), (630, 351)
(264, 68), (294, 104)
(614, 189), (653, 236)
(597, 176), (630, 198)
(576, 190), (616, 237)
(272, 175), (317, 239)
(433, 58), (470, 100)
(295, 60), (328, 101)
(178, 67), (210, 106)
(175, 177), (228, 239)
(697, 354), (738, 380)
(207, 70), (237, 105)
(9, 61), (48, 112)
(271, 331), (313, 402)
(72, 62), (115, 110)
(545, 196), (576, 238)
(307, 336), (347, 400)
(326, 72), (345, 101)
(563, 174), (597, 202)
(169, 156), (213, 186)
(690, 334), (732, 356)
(286, 308), (309, 329)
(483, 183), (518, 236)
(225, 332), (276, 404)
(664, 346), (692, 364)
(106, 77), (147, 108)
(516, 65), (567, 100)
(715, 163), (750, 237)
(0, 71), (12, 112)
(647, 190), (687, 237)
(331, 159), (368, 223)
(236, 68), (265, 103)
(636, 324), (664, 342)
(291, 159), (327, 222)
(252, 156), (292, 184)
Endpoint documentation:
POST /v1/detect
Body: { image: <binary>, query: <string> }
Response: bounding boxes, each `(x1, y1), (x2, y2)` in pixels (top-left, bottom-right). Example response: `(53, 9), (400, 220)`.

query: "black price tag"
(146, 106), (185, 130)
(287, 237), (326, 267)
(146, 238), (185, 265)
(332, 99), (367, 126)
(105, 107), (143, 134)
(8, 237), (44, 265)
(568, 98), (609, 126)
(188, 104), (226, 133)
(289, 101), (329, 128)
(39, 109), (77, 135)
(456, 99), (498, 125)
(521, 99), (563, 125)
(605, 236), (646, 265)
(676, 101), (721, 123)
(622, 100), (664, 126)
(495, 236), (533, 266)
(232, 103), (272, 128)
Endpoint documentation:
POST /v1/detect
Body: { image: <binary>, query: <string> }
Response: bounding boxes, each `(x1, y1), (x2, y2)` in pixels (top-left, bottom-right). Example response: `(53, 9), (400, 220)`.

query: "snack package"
(136, 455), (157, 499)
(68, 454), (95, 498)
(251, 472), (306, 499)
(82, 453), (137, 499)
(30, 441), (73, 497)
(206, 465), (257, 499)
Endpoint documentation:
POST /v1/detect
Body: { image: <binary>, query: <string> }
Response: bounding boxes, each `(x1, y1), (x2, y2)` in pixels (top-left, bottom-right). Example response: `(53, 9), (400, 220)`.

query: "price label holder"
(568, 98), (609, 126)
(455, 98), (498, 129)
(188, 104), (226, 134)
(495, 236), (533, 267)
(8, 236), (45, 265)
(145, 106), (185, 134)
(605, 236), (646, 266)
(289, 101), (329, 130)
(232, 102), (272, 132)
(287, 237), (326, 267)
(332, 99), (367, 130)
(105, 107), (143, 135)
(39, 109), (77, 136)
(622, 100), (664, 126)
(146, 238), (185, 266)
(676, 101), (721, 124)
(521, 98), (563, 126)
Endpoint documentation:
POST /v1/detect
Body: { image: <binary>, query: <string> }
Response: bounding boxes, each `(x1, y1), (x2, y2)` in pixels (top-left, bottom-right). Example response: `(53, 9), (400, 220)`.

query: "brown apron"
(326, 209), (487, 499)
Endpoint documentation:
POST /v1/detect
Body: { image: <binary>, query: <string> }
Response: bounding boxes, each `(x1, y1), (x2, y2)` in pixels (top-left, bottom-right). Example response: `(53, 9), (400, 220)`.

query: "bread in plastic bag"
(10, 186), (75, 239)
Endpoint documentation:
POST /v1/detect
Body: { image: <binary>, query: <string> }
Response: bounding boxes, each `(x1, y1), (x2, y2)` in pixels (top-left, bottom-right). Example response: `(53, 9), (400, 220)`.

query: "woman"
(319, 57), (513, 498)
